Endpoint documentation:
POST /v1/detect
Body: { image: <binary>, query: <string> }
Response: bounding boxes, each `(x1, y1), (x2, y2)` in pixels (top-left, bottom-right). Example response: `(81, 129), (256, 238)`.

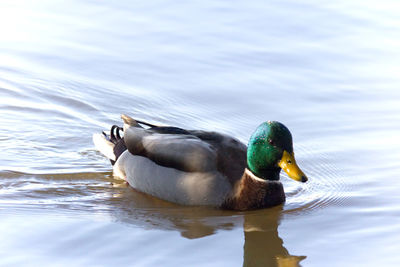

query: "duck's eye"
(287, 160), (292, 164)
(268, 139), (274, 145)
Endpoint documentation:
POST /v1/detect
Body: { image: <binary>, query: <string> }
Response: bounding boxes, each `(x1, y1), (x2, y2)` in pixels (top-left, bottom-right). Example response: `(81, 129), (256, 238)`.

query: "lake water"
(1, 0), (400, 266)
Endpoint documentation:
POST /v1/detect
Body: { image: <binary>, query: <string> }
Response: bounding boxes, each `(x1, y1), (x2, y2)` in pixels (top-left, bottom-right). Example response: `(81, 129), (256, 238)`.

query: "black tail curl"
(110, 125), (123, 144)
(103, 125), (127, 165)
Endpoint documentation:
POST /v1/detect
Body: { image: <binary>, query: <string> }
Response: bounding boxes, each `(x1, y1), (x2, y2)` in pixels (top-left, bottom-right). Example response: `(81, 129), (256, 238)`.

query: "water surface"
(1, 1), (400, 266)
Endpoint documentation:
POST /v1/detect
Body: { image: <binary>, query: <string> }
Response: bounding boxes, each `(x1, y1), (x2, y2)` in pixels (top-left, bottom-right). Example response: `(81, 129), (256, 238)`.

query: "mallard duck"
(93, 114), (307, 210)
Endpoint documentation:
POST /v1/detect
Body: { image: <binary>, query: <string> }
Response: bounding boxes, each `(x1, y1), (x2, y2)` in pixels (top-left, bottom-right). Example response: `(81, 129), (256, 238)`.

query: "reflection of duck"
(107, 184), (305, 266)
(107, 179), (242, 239)
(243, 208), (306, 267)
(93, 114), (307, 210)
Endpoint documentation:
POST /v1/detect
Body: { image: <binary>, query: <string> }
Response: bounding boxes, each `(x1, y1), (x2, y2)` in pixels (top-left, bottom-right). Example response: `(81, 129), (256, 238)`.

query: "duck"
(93, 114), (308, 210)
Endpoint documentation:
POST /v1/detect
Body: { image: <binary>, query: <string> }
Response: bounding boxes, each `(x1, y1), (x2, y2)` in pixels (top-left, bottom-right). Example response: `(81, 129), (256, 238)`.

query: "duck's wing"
(123, 125), (218, 173)
(189, 130), (247, 186)
(122, 115), (247, 184)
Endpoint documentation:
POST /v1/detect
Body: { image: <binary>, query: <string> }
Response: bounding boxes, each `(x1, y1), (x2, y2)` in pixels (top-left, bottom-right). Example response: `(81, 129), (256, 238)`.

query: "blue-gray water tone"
(1, 1), (400, 266)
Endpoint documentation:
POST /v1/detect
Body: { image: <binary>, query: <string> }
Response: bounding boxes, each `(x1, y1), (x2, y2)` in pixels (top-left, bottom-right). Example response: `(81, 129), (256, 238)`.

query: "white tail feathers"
(92, 133), (116, 161)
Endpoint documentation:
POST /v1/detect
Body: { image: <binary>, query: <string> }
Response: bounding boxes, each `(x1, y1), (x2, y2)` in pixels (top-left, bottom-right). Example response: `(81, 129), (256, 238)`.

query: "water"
(1, 0), (400, 266)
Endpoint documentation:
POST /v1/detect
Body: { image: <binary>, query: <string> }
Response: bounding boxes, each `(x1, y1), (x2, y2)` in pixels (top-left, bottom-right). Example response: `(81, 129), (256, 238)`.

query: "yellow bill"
(278, 150), (308, 182)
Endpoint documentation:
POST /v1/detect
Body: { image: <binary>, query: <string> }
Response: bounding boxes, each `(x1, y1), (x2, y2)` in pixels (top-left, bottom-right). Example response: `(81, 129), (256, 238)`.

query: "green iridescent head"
(247, 121), (307, 182)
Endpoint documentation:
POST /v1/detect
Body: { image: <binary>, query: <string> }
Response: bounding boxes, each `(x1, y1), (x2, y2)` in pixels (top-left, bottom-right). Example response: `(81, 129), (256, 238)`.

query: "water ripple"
(283, 145), (352, 215)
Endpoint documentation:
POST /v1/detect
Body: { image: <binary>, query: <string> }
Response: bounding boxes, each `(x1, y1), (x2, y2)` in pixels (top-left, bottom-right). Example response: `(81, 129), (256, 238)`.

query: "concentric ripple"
(282, 144), (353, 215)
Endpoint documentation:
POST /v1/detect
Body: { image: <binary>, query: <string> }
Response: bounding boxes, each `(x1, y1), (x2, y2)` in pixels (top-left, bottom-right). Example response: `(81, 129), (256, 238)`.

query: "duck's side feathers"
(114, 150), (232, 206)
(222, 169), (285, 210)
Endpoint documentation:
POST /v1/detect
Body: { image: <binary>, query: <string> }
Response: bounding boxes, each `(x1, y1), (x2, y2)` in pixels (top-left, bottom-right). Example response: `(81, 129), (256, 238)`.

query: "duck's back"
(113, 119), (248, 206)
